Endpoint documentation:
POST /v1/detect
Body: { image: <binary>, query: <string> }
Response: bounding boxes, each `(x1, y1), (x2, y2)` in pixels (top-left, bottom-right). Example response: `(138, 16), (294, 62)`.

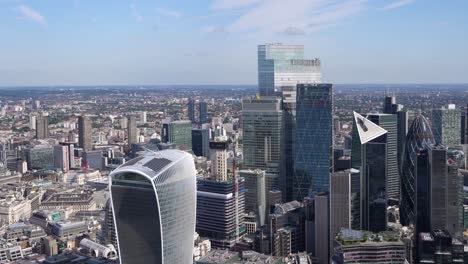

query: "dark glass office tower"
(400, 113), (435, 227)
(368, 114), (399, 200)
(110, 150), (197, 264)
(188, 99), (195, 123)
(199, 101), (208, 125)
(191, 129), (210, 158)
(36, 116), (49, 140)
(293, 83), (333, 200)
(78, 116), (92, 151)
(415, 148), (431, 234)
(461, 104), (468, 144)
(352, 112), (388, 232)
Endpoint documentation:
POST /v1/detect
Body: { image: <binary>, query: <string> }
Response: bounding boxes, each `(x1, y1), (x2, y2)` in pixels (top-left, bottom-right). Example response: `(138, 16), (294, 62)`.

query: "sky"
(0, 0), (467, 86)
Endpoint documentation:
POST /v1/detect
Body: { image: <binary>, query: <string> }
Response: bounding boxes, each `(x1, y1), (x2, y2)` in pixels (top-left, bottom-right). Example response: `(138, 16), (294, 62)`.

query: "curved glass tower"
(109, 150), (196, 264)
(400, 113), (435, 226)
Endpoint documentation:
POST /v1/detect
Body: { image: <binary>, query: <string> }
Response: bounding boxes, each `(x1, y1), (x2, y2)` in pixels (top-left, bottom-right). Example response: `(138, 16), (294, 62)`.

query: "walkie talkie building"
(109, 150), (197, 264)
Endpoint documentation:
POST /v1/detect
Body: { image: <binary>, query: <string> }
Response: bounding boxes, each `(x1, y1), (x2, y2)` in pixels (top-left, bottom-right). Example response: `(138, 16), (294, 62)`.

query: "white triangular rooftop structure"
(353, 111), (387, 144)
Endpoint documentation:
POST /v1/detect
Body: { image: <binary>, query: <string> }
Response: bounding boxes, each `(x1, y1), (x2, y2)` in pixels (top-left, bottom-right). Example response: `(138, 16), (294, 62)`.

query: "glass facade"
(400, 113), (435, 227)
(242, 97), (282, 174)
(191, 129), (210, 158)
(293, 83), (333, 199)
(169, 121), (192, 151)
(199, 101), (208, 125)
(110, 150), (196, 264)
(432, 106), (461, 146)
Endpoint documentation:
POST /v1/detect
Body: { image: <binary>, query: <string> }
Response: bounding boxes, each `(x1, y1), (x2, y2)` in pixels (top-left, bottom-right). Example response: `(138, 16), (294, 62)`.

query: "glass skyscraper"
(432, 104), (461, 146)
(293, 83), (333, 199)
(400, 113), (435, 227)
(109, 150), (196, 264)
(242, 97), (282, 174)
(257, 44), (322, 202)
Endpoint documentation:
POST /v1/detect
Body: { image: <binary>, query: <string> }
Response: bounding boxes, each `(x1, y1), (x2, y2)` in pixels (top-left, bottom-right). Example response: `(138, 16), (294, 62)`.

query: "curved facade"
(109, 150), (196, 264)
(400, 114), (435, 226)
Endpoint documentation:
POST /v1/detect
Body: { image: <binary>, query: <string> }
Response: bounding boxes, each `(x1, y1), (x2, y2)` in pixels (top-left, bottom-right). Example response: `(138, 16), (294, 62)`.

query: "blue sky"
(0, 0), (467, 85)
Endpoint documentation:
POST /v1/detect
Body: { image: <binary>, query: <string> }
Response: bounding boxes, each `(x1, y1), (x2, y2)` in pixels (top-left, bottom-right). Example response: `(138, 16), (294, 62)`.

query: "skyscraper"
(400, 113), (435, 227)
(36, 116), (49, 140)
(109, 150), (196, 264)
(257, 44), (322, 202)
(209, 141), (228, 181)
(432, 104), (461, 146)
(199, 101), (208, 125)
(196, 178), (246, 249)
(257, 44), (322, 96)
(240, 169), (266, 226)
(188, 99), (195, 123)
(192, 128), (210, 158)
(29, 114), (36, 130)
(461, 104), (467, 144)
(382, 96), (408, 174)
(127, 116), (138, 150)
(352, 112), (388, 232)
(242, 97), (282, 174)
(367, 114), (399, 200)
(140, 111), (147, 124)
(293, 83), (333, 199)
(78, 116), (92, 151)
(166, 120), (192, 150)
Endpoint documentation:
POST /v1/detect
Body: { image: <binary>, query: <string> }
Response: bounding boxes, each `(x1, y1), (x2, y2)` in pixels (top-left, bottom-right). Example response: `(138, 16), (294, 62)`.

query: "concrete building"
(53, 145), (69, 172)
(40, 191), (96, 213)
(269, 201), (305, 256)
(36, 116), (49, 140)
(332, 229), (407, 264)
(0, 196), (32, 224)
(50, 221), (87, 239)
(209, 141), (229, 182)
(127, 116), (138, 150)
(78, 116), (93, 151)
(110, 150), (197, 264)
(79, 238), (117, 259)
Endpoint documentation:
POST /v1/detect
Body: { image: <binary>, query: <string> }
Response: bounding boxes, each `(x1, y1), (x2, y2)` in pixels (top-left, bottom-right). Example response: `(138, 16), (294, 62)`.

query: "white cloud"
(381, 0), (415, 10)
(215, 0), (366, 34)
(202, 25), (226, 33)
(17, 5), (46, 25)
(130, 4), (143, 22)
(156, 7), (184, 18)
(211, 0), (262, 10)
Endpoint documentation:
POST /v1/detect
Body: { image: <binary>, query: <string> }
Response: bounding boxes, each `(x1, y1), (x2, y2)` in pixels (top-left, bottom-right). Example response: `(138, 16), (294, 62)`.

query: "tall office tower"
(188, 99), (196, 123)
(127, 116), (138, 150)
(192, 129), (210, 158)
(109, 150), (196, 264)
(257, 44), (322, 202)
(351, 112), (388, 232)
(199, 101), (208, 125)
(36, 116), (49, 139)
(29, 114), (36, 130)
(59, 142), (75, 168)
(400, 113), (435, 227)
(330, 169), (361, 248)
(293, 83), (333, 200)
(461, 104), (468, 144)
(53, 145), (69, 172)
(239, 170), (266, 226)
(432, 104), (461, 146)
(242, 97), (282, 175)
(382, 96), (408, 176)
(139, 111), (147, 123)
(167, 120), (192, 150)
(257, 44), (322, 97)
(34, 100), (40, 110)
(78, 116), (92, 151)
(209, 141), (228, 181)
(304, 195), (329, 264)
(196, 178), (246, 249)
(367, 114), (399, 200)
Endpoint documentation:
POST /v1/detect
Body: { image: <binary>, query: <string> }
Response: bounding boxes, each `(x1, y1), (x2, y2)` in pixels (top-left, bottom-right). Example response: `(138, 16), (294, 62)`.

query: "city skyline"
(1, 0), (468, 85)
